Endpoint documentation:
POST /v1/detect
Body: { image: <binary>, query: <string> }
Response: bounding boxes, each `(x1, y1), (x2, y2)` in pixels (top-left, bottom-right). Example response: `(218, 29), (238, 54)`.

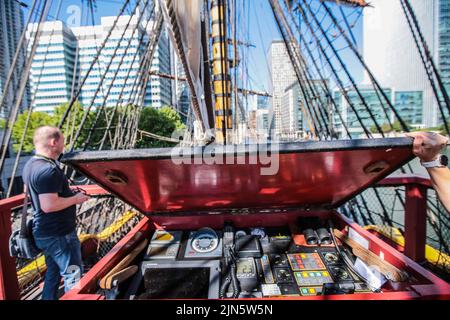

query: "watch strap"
(421, 155), (447, 168)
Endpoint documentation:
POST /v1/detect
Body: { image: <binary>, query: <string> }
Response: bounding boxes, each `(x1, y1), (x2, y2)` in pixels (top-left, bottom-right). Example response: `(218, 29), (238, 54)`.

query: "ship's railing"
(0, 176), (444, 300)
(340, 175), (450, 277)
(0, 185), (119, 300)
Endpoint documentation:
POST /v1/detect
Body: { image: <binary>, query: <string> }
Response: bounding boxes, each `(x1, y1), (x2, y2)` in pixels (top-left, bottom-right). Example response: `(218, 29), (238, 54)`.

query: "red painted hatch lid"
(62, 138), (414, 215)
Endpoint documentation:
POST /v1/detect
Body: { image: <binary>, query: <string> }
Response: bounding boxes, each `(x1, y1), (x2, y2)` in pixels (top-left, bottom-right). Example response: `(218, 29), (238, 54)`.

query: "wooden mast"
(211, 0), (233, 144)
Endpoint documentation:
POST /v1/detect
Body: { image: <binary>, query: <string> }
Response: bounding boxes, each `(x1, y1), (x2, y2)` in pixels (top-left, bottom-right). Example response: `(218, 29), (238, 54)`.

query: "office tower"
(73, 15), (146, 109)
(145, 26), (172, 109)
(27, 21), (77, 113)
(363, 0), (449, 127)
(0, 0), (30, 115)
(269, 40), (297, 137)
(0, 0), (32, 197)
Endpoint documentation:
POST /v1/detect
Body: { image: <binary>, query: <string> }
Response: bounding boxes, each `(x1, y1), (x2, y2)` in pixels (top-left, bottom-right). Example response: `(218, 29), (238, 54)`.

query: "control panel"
(128, 220), (375, 300)
(294, 270), (333, 287)
(288, 253), (327, 271)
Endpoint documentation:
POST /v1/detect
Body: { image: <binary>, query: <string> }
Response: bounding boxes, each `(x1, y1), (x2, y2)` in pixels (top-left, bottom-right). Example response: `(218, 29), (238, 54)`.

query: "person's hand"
(405, 132), (449, 162)
(73, 192), (90, 205)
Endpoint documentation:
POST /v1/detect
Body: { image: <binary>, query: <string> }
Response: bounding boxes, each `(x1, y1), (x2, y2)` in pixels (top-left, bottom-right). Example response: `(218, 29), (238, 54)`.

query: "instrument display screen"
(141, 268), (210, 299)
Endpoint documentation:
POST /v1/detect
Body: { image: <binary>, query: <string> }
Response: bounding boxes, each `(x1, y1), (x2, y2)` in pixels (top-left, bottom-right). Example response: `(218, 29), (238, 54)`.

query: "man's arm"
(39, 192), (90, 213)
(427, 167), (450, 212)
(406, 132), (450, 212)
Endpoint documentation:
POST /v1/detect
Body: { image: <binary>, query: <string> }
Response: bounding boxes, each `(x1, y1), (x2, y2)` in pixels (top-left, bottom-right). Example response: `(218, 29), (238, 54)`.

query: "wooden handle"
(99, 238), (148, 290)
(104, 265), (139, 290)
(333, 229), (408, 282)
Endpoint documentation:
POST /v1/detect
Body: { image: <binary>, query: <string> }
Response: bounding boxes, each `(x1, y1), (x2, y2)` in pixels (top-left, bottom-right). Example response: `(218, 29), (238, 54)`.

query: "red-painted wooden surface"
(68, 145), (413, 214)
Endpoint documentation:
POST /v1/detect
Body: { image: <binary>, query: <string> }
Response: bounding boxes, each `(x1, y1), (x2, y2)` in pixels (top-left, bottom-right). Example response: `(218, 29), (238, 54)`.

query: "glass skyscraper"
(0, 0), (30, 115)
(334, 87), (425, 138)
(439, 0), (450, 93)
(28, 15), (172, 113)
(27, 21), (78, 113)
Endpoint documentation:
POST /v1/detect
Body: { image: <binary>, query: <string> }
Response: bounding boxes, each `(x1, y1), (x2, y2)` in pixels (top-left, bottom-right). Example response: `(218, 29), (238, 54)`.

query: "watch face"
(441, 155), (449, 167)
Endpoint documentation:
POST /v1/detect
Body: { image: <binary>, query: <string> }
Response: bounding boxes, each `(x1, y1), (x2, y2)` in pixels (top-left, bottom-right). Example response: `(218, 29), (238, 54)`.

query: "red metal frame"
(65, 141), (414, 215)
(378, 174), (435, 263)
(0, 176), (449, 300)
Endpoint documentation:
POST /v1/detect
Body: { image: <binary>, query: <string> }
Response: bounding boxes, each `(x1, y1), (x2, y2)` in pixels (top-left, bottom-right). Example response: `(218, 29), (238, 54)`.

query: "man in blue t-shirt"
(22, 126), (89, 300)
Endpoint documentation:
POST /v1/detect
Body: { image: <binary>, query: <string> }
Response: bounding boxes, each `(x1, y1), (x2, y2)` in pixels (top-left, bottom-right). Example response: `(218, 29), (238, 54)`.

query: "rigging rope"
(0, 0), (52, 181)
(80, 0), (153, 151)
(6, 0), (64, 198)
(57, 0), (132, 129)
(320, 1), (410, 133)
(0, 0), (39, 114)
(67, 0), (140, 152)
(400, 0), (450, 135)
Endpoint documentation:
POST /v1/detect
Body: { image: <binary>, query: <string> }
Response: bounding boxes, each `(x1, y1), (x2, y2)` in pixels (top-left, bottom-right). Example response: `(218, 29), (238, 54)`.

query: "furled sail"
(159, 0), (212, 137)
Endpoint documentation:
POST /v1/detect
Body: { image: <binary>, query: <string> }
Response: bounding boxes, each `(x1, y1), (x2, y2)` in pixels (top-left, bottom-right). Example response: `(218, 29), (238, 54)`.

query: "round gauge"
(191, 228), (219, 253)
(250, 228), (266, 238)
(324, 252), (339, 263)
(331, 266), (349, 280)
(273, 254), (287, 266)
(235, 230), (247, 239)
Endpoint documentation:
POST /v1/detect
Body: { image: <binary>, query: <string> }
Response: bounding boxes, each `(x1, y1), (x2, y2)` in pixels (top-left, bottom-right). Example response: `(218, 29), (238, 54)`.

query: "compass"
(191, 228), (219, 253)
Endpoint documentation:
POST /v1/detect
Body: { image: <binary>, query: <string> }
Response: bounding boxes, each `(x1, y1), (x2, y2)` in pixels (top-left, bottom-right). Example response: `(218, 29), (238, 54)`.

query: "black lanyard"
(33, 154), (74, 184)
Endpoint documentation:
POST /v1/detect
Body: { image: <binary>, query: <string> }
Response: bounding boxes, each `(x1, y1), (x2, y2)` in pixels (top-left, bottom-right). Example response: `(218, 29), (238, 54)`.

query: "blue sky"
(22, 0), (365, 93)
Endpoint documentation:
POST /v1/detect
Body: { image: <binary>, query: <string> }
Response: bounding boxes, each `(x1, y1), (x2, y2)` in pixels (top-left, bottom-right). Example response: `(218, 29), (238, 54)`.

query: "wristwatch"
(421, 154), (449, 168)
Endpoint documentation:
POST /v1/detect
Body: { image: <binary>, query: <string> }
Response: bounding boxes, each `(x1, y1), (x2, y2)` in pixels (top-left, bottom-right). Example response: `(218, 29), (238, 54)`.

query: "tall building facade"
(0, 0), (32, 197)
(334, 86), (392, 138)
(333, 86), (424, 138)
(269, 41), (297, 136)
(28, 15), (172, 113)
(73, 16), (145, 109)
(27, 21), (78, 113)
(439, 0), (450, 92)
(257, 95), (269, 110)
(170, 49), (191, 123)
(363, 0), (449, 127)
(280, 83), (303, 136)
(0, 0), (30, 114)
(145, 27), (172, 109)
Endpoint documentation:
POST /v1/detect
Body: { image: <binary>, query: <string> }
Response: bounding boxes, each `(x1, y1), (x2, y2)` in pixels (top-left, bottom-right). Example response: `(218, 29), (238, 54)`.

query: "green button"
(301, 288), (308, 294)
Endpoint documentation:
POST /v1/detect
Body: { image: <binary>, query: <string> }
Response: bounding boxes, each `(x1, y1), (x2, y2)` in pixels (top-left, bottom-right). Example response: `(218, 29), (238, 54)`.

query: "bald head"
(33, 126), (65, 158)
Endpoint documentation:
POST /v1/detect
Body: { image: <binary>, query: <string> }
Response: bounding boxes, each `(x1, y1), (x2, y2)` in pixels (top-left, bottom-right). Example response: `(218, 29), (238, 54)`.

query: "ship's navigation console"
(124, 217), (376, 299)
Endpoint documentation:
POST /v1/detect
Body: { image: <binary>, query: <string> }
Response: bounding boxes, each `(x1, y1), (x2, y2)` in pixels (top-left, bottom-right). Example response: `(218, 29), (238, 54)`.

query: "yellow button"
(309, 288), (315, 294)
(323, 272), (329, 277)
(302, 272), (309, 277)
(301, 254), (306, 258)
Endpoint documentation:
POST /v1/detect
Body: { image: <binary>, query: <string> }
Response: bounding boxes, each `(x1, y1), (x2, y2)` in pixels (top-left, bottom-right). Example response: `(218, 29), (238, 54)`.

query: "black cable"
(6, 0), (64, 197)
(290, 5), (352, 138)
(0, 0), (51, 181)
(0, 0), (39, 114)
(328, 220), (381, 293)
(98, 12), (162, 150)
(402, 0), (450, 118)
